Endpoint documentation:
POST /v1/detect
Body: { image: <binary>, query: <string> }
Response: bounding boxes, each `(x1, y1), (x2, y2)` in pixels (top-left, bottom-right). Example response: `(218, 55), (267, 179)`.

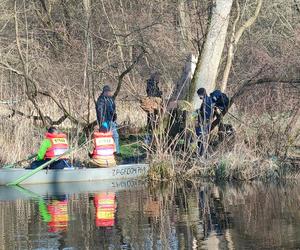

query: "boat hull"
(0, 164), (149, 185)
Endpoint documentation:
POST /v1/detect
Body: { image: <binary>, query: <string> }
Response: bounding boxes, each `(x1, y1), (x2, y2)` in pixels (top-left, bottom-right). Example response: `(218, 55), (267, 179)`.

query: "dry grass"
(0, 119), (41, 165)
(0, 99), (146, 166)
(146, 101), (300, 182)
(1, 91), (299, 183)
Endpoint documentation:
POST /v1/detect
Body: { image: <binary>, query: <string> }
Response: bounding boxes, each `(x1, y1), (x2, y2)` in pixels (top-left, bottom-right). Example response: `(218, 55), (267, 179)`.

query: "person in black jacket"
(195, 88), (214, 136)
(146, 72), (162, 128)
(95, 85), (120, 154)
(196, 88), (229, 136)
(195, 88), (229, 156)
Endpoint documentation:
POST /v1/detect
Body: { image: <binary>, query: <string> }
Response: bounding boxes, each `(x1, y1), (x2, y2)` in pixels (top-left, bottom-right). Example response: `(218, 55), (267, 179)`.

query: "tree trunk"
(177, 0), (191, 51)
(83, 0), (92, 130)
(173, 54), (197, 101)
(191, 0), (234, 110)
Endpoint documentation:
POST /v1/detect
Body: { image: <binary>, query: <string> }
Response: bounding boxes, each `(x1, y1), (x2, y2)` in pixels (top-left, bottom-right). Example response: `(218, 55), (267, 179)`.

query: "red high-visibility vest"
(44, 132), (69, 159)
(91, 131), (115, 159)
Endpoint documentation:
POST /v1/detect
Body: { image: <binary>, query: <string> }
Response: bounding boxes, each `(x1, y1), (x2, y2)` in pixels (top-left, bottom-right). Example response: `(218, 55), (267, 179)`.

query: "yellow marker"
(95, 138), (114, 145)
(52, 138), (68, 144)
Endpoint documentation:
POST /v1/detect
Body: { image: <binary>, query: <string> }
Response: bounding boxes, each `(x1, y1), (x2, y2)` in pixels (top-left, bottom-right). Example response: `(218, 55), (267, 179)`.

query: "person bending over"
(195, 88), (229, 155)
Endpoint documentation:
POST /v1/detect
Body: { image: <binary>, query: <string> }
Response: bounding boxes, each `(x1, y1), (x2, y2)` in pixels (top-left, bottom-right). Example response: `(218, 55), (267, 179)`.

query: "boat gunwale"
(0, 163), (148, 171)
(0, 163), (149, 185)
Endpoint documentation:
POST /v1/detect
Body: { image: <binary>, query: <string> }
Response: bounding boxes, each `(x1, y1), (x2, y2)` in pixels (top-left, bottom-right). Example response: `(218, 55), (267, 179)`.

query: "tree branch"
(0, 62), (86, 126)
(221, 0), (263, 91)
(211, 77), (300, 130)
(37, 90), (86, 126)
(7, 107), (68, 125)
(14, 1), (48, 125)
(113, 47), (146, 99)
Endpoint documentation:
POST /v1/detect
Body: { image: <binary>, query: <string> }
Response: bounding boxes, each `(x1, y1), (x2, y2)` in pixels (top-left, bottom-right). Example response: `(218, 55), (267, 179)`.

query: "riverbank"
(147, 110), (300, 182)
(1, 107), (299, 183)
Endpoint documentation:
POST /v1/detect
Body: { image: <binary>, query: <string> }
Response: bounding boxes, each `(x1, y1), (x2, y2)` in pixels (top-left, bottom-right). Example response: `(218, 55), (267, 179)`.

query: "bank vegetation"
(0, 0), (299, 180)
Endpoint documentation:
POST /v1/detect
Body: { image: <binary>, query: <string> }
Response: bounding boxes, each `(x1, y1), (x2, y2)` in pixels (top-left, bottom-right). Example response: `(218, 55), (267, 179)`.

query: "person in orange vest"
(29, 127), (71, 169)
(89, 126), (117, 167)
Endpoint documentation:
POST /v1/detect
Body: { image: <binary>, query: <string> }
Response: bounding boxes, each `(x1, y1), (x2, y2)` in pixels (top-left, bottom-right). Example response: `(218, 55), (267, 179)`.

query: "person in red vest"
(29, 127), (71, 169)
(89, 126), (117, 167)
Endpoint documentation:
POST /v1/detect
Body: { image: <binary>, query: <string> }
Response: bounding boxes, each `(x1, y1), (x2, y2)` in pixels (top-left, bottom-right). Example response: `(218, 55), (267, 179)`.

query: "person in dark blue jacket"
(195, 88), (229, 156)
(196, 88), (229, 135)
(194, 88), (213, 156)
(195, 88), (213, 136)
(96, 85), (120, 154)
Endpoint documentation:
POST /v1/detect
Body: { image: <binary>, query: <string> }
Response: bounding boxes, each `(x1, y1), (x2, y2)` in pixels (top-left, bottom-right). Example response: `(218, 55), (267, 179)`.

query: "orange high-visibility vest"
(92, 131), (115, 158)
(91, 131), (116, 167)
(44, 132), (69, 159)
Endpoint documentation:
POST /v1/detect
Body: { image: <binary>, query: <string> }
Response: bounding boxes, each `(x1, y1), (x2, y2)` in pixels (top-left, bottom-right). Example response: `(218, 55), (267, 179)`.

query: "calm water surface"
(0, 180), (299, 250)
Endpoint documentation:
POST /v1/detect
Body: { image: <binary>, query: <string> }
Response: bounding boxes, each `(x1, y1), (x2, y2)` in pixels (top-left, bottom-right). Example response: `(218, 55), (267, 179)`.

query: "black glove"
(113, 113), (117, 122)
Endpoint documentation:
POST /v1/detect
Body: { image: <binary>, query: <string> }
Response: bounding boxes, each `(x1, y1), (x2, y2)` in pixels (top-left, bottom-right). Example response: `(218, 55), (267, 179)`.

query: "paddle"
(3, 154), (37, 169)
(6, 137), (92, 186)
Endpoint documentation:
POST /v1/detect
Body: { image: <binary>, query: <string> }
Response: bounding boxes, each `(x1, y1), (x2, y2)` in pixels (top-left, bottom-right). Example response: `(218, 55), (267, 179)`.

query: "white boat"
(0, 164), (149, 186)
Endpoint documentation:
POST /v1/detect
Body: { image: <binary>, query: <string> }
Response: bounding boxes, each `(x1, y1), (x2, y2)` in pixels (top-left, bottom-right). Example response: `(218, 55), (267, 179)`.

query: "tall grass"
(1, 88), (299, 182)
(145, 97), (300, 181)
(0, 98), (147, 166)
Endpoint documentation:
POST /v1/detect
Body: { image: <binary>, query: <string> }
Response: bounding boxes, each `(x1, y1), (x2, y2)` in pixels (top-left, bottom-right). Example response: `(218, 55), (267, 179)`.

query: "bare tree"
(220, 0), (263, 92)
(191, 0), (234, 109)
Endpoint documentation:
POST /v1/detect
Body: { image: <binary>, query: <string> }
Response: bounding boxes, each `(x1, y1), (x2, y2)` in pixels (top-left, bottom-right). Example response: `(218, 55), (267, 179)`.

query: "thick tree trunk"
(191, 0), (234, 110)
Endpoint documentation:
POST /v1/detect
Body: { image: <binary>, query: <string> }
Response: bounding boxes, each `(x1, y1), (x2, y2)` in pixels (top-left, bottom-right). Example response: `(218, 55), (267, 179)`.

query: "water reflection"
(39, 195), (69, 233)
(94, 192), (116, 227)
(0, 180), (299, 249)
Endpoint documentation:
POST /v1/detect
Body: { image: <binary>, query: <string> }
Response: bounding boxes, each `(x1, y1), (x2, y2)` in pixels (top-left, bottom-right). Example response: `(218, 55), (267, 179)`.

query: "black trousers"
(28, 159), (71, 169)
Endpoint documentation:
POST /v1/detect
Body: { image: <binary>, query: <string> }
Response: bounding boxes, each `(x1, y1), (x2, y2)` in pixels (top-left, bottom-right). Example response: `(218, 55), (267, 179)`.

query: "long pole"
(7, 149), (74, 186)
(7, 140), (91, 186)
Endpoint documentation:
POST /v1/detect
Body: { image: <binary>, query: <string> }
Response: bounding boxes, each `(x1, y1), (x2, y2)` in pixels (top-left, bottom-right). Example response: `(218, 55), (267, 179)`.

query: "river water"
(0, 180), (299, 250)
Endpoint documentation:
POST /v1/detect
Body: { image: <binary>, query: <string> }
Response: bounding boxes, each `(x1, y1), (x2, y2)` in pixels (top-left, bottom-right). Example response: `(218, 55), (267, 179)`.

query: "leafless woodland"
(0, 0), (299, 171)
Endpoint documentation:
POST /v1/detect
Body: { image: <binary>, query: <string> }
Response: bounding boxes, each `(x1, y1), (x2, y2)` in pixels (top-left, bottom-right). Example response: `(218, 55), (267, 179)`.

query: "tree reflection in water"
(0, 181), (299, 249)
